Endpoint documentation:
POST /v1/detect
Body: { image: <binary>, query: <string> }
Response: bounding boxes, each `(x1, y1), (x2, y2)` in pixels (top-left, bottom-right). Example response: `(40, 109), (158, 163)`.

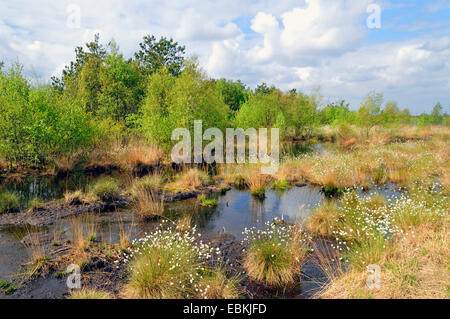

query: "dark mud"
(0, 186), (230, 227)
(2, 232), (328, 299)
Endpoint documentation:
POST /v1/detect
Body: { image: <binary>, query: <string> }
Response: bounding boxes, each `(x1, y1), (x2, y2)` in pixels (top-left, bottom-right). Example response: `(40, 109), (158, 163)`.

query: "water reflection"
(194, 186), (324, 238)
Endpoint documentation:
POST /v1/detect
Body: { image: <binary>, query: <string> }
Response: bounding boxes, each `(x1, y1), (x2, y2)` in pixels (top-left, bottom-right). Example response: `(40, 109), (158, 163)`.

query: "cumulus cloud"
(0, 0), (449, 113)
(175, 9), (241, 41)
(247, 0), (371, 64)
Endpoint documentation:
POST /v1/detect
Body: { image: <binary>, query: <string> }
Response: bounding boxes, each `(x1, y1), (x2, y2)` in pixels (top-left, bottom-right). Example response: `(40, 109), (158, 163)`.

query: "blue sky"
(0, 0), (449, 114)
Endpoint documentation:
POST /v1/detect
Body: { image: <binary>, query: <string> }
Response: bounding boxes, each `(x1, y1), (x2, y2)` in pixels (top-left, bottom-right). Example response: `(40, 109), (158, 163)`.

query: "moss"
(250, 187), (266, 199)
(271, 179), (289, 191)
(198, 195), (218, 207)
(321, 184), (345, 197)
(0, 281), (16, 294)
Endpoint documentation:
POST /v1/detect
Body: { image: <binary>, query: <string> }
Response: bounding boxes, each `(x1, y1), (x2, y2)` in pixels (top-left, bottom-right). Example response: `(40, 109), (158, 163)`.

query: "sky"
(0, 0), (449, 114)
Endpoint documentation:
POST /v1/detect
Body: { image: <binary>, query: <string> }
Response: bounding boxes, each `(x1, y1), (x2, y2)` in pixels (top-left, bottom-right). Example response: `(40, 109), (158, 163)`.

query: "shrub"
(242, 221), (307, 286)
(0, 64), (104, 167)
(138, 60), (228, 148)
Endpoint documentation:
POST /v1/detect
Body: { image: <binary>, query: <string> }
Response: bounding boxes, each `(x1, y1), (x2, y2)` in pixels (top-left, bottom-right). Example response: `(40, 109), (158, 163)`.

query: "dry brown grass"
(244, 169), (270, 198)
(305, 201), (340, 238)
(319, 218), (449, 299)
(176, 214), (193, 232)
(116, 139), (164, 169)
(22, 227), (51, 277)
(196, 269), (241, 299)
(69, 215), (97, 251)
(243, 227), (307, 286)
(118, 219), (133, 249)
(274, 159), (306, 183)
(133, 188), (164, 220)
(63, 190), (97, 205)
(53, 153), (81, 173)
(220, 164), (270, 197)
(277, 136), (448, 189)
(167, 168), (211, 191)
(130, 174), (163, 196)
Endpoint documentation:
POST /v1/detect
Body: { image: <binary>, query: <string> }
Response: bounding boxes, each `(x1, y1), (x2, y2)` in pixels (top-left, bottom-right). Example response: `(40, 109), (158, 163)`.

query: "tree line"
(0, 35), (448, 167)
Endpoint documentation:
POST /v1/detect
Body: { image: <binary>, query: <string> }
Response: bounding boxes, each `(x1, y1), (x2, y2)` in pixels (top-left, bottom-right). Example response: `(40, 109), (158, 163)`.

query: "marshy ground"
(0, 125), (448, 299)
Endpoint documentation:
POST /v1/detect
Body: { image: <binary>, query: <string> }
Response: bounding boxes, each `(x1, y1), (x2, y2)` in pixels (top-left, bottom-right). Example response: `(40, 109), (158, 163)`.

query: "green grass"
(0, 190), (20, 213)
(198, 194), (218, 207)
(125, 226), (236, 299)
(243, 223), (307, 286)
(26, 197), (44, 212)
(131, 175), (162, 195)
(250, 187), (266, 199)
(270, 179), (289, 191)
(0, 280), (16, 294)
(70, 289), (111, 299)
(91, 177), (120, 201)
(86, 234), (97, 242)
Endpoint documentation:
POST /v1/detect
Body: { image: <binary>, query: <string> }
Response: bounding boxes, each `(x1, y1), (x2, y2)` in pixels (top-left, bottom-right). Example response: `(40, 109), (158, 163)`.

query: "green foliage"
(0, 190), (20, 213)
(134, 35), (185, 76)
(138, 59), (229, 148)
(234, 91), (282, 129)
(255, 82), (277, 95)
(234, 89), (319, 139)
(0, 65), (102, 167)
(97, 45), (145, 121)
(282, 91), (318, 137)
(0, 35), (434, 171)
(51, 33), (107, 92)
(215, 78), (249, 112)
(198, 194), (218, 207)
(0, 280), (16, 294)
(91, 177), (120, 201)
(320, 100), (353, 125)
(357, 91), (383, 135)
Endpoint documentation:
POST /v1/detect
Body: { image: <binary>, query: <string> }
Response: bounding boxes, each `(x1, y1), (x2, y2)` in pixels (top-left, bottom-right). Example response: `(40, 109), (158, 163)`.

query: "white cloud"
(0, 0), (449, 114)
(247, 0), (371, 64)
(176, 9), (241, 41)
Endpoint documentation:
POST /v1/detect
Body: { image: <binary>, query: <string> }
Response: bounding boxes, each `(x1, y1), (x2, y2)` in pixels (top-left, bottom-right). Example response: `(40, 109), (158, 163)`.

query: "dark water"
(0, 141), (317, 208)
(0, 171), (126, 209)
(193, 186), (324, 238)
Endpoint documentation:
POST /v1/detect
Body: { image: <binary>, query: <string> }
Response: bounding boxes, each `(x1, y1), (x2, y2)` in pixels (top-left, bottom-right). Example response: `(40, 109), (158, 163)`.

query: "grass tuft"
(70, 289), (112, 299)
(0, 190), (20, 213)
(133, 188), (164, 220)
(91, 177), (121, 201)
(242, 222), (307, 286)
